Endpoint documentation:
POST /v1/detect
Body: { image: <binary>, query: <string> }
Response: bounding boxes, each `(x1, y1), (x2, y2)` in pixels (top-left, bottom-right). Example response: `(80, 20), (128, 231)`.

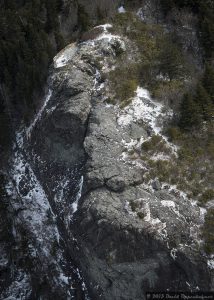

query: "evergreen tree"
(160, 0), (176, 15)
(200, 15), (214, 59)
(194, 84), (213, 121)
(78, 4), (90, 32)
(203, 65), (214, 103)
(179, 93), (202, 129)
(0, 0), (63, 121)
(45, 0), (59, 33)
(159, 40), (185, 80)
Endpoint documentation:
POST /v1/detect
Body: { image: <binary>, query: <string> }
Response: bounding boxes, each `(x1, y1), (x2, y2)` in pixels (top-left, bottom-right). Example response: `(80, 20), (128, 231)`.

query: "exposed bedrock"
(74, 86), (212, 299)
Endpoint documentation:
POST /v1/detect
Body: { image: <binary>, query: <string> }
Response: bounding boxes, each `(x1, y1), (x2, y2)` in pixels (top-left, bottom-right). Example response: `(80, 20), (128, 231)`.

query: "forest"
(160, 0), (214, 129)
(0, 0), (64, 119)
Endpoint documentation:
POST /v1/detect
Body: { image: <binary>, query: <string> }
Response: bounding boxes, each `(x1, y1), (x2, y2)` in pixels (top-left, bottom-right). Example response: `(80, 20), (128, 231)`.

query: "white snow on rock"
(26, 89), (52, 138)
(117, 86), (177, 161)
(118, 6), (126, 13)
(117, 86), (174, 140)
(151, 153), (171, 161)
(127, 199), (166, 234)
(156, 73), (170, 81)
(59, 273), (69, 285)
(7, 146), (58, 246)
(122, 137), (144, 153)
(117, 87), (164, 135)
(162, 183), (189, 201)
(207, 259), (214, 269)
(137, 8), (144, 21)
(161, 200), (181, 218)
(143, 202), (165, 229)
(54, 43), (77, 68)
(96, 32), (125, 47)
(94, 24), (126, 50)
(5, 130), (73, 296)
(93, 69), (102, 90)
(199, 207), (207, 222)
(161, 200), (176, 209)
(95, 24), (112, 31)
(170, 248), (178, 260)
(3, 272), (31, 300)
(72, 176), (83, 214)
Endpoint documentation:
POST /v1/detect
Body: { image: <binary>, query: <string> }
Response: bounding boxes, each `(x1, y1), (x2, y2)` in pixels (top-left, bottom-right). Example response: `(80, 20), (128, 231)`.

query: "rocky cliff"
(1, 2), (213, 300)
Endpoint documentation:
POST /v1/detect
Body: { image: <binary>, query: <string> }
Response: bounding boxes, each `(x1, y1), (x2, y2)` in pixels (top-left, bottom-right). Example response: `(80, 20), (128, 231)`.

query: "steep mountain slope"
(0, 1), (214, 299)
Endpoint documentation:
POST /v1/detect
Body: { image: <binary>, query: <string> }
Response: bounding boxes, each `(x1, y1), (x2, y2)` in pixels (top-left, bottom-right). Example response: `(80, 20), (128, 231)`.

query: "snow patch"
(96, 32), (124, 44)
(137, 8), (144, 21)
(199, 207), (207, 222)
(162, 183), (189, 201)
(54, 43), (77, 68)
(72, 176), (83, 214)
(93, 69), (102, 90)
(26, 89), (52, 138)
(156, 73), (171, 81)
(122, 137), (144, 152)
(6, 132), (61, 261)
(207, 259), (214, 269)
(117, 87), (164, 136)
(94, 24), (125, 50)
(95, 24), (112, 31)
(117, 87), (177, 155)
(170, 248), (178, 260)
(151, 153), (171, 161)
(161, 200), (181, 218)
(118, 86), (177, 170)
(161, 200), (176, 209)
(118, 6), (126, 13)
(59, 273), (69, 285)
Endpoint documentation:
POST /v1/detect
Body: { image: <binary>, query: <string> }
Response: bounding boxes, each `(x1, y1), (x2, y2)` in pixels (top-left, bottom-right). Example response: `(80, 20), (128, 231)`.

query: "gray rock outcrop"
(56, 26), (212, 299)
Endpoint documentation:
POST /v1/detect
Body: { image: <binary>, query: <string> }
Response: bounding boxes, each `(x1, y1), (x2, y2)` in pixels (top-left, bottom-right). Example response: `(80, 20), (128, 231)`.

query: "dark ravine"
(1, 1), (214, 300)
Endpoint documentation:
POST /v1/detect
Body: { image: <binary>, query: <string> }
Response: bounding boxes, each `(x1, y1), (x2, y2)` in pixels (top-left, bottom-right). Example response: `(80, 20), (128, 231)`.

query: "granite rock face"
(63, 27), (212, 299)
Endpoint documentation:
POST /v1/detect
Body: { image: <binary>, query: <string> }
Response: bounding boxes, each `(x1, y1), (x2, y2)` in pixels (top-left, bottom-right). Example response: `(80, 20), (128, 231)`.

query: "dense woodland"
(0, 0), (64, 119)
(0, 0), (63, 152)
(160, 0), (214, 129)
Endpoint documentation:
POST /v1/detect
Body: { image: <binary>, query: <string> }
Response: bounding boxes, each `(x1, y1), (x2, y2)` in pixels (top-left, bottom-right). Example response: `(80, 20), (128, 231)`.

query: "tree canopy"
(0, 0), (64, 121)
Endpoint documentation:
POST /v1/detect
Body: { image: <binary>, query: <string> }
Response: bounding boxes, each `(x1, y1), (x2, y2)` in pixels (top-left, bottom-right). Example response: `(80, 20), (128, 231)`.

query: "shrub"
(179, 93), (202, 130)
(109, 64), (139, 103)
(199, 189), (214, 204)
(167, 127), (182, 141)
(137, 211), (145, 220)
(152, 79), (184, 105)
(119, 98), (132, 109)
(178, 146), (194, 162)
(207, 140), (214, 159)
(119, 79), (138, 101)
(158, 38), (187, 80)
(112, 39), (125, 56)
(130, 200), (140, 212)
(105, 97), (116, 105)
(141, 135), (162, 152)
